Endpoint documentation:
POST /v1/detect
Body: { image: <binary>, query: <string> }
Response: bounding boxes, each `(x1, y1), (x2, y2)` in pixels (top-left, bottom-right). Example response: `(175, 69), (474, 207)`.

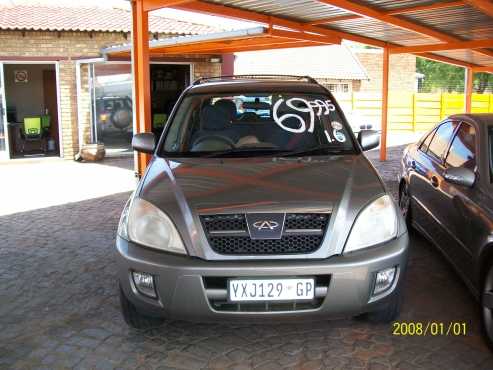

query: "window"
(445, 123), (476, 170)
(419, 129), (436, 153)
(327, 84), (337, 92)
(161, 92), (355, 157)
(427, 121), (458, 162)
(325, 83), (349, 93)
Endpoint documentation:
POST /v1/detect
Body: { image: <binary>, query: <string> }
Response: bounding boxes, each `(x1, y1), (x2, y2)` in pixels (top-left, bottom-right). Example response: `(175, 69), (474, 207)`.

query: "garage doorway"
(1, 62), (60, 159)
(92, 62), (191, 156)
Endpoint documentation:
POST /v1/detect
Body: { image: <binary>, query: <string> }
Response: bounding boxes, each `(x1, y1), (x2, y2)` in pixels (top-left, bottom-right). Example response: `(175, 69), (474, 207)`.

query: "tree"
(416, 58), (493, 93)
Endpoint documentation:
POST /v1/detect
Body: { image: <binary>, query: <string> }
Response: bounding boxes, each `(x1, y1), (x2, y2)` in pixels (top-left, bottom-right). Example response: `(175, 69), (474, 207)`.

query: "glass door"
(0, 63), (8, 159)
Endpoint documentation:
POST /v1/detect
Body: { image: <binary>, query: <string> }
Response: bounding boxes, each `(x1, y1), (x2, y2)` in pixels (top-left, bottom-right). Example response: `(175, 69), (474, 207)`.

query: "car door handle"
(430, 176), (439, 188)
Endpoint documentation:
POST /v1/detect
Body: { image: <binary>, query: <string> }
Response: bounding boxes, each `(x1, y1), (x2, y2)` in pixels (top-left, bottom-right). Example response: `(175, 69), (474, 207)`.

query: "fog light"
(132, 271), (157, 298)
(373, 267), (397, 295)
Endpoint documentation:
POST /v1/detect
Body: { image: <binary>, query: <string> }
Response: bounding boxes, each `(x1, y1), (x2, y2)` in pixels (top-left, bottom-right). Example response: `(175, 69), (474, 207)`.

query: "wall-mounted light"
(210, 57), (222, 63)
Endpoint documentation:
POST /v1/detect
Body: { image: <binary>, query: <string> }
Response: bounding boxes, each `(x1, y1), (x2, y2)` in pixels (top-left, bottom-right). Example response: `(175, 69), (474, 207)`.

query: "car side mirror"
(443, 166), (476, 188)
(132, 133), (156, 154)
(358, 129), (380, 151)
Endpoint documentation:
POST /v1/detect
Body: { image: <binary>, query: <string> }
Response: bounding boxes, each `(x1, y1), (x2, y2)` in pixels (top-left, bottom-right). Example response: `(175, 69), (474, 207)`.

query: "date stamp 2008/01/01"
(392, 322), (467, 336)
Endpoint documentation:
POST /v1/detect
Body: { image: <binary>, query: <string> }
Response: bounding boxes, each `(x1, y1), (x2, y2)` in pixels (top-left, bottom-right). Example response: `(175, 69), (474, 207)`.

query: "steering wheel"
(191, 135), (236, 151)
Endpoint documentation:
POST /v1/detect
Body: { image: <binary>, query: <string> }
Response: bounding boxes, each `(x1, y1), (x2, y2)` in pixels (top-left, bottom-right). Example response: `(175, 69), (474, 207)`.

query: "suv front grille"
(200, 213), (329, 255)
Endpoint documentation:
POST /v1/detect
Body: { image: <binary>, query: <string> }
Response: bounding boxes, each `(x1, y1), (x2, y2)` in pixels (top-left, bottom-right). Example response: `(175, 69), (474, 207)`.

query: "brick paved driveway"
(1, 149), (492, 370)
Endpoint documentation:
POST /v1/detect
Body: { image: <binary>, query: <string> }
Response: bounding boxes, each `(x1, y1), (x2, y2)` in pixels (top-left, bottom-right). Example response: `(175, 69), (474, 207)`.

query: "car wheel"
(119, 284), (164, 329)
(399, 182), (412, 226)
(481, 264), (493, 349)
(365, 287), (402, 324)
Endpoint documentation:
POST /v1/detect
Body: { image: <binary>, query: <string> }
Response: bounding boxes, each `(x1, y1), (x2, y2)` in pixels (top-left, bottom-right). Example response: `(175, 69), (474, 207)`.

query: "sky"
(0, 0), (255, 29)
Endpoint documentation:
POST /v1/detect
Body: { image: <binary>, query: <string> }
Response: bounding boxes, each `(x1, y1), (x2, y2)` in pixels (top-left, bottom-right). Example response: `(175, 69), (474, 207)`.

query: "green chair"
(22, 117), (44, 153)
(41, 115), (51, 135)
(153, 113), (167, 129)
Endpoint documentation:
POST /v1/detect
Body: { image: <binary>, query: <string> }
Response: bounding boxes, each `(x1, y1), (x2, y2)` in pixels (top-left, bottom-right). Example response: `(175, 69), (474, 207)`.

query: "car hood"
(139, 155), (386, 259)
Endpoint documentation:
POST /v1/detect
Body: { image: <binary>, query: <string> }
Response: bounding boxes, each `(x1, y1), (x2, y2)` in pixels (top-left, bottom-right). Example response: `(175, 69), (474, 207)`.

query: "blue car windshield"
(161, 92), (356, 157)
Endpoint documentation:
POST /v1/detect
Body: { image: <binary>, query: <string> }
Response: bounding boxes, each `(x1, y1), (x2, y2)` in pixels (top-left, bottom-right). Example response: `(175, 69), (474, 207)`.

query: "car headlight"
(344, 195), (397, 253)
(118, 197), (187, 254)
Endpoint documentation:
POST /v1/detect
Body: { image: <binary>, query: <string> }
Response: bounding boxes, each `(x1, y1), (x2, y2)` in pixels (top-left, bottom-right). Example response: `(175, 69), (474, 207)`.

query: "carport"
(120, 0), (493, 175)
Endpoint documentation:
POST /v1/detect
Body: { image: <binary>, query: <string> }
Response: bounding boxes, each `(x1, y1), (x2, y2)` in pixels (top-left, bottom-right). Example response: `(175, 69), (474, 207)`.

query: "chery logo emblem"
(253, 220), (280, 230)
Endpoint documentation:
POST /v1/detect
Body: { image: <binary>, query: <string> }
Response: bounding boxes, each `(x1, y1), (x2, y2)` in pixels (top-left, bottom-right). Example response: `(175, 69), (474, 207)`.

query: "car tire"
(365, 287), (402, 324)
(481, 263), (493, 349)
(119, 285), (164, 329)
(399, 181), (412, 228)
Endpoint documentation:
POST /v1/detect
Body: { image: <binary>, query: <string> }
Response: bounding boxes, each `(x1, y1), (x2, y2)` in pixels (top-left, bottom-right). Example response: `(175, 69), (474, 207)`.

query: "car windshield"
(161, 92), (356, 157)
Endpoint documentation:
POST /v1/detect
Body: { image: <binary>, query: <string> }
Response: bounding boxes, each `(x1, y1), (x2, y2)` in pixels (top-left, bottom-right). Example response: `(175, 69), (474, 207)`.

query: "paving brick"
(1, 152), (493, 369)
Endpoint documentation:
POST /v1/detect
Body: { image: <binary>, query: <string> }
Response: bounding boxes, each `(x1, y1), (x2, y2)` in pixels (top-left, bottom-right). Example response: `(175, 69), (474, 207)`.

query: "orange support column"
(132, 0), (152, 175)
(380, 47), (389, 161)
(465, 67), (473, 113)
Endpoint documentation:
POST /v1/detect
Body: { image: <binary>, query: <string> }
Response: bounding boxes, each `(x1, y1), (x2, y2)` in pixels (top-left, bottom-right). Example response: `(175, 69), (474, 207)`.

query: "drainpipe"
(75, 58), (104, 160)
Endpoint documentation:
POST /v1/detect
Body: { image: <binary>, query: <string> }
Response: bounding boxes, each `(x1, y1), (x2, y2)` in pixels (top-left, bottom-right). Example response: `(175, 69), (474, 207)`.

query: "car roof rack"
(192, 74), (319, 86)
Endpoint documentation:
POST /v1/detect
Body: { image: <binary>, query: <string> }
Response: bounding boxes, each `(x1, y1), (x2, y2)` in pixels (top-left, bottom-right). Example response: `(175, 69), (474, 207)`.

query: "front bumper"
(116, 233), (409, 322)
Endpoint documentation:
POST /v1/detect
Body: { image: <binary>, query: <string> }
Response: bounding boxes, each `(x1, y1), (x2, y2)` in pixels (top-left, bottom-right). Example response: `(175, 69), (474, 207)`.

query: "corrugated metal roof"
(234, 44), (369, 80)
(403, 5), (493, 41)
(327, 18), (438, 46)
(206, 0), (350, 22)
(189, 0), (493, 69)
(0, 4), (217, 34)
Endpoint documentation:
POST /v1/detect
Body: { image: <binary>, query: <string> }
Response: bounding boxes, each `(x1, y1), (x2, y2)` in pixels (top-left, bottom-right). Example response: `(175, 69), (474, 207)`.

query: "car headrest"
(200, 104), (230, 131)
(214, 99), (237, 120)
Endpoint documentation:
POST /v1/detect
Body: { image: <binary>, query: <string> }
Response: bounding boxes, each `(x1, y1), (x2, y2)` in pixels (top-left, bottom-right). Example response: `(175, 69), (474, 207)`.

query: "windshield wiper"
(165, 146), (352, 158)
(277, 146), (350, 157)
(200, 147), (282, 158)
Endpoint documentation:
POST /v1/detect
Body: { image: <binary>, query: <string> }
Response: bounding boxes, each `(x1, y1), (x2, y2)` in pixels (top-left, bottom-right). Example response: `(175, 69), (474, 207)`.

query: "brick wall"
(354, 49), (416, 92)
(0, 30), (220, 159)
(193, 60), (222, 80)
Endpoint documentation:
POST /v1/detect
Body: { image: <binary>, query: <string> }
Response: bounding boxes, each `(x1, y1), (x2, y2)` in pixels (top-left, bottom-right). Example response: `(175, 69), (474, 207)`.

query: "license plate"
(228, 278), (315, 302)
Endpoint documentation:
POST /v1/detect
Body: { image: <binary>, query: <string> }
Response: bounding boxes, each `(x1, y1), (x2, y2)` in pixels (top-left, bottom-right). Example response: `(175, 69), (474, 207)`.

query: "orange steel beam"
(269, 29), (341, 44)
(174, 1), (388, 48)
(473, 66), (493, 73)
(316, 0), (493, 59)
(389, 38), (493, 54)
(172, 1), (488, 68)
(132, 1), (488, 75)
(107, 38), (323, 58)
(309, 1), (465, 25)
(145, 39), (320, 55)
(465, 67), (473, 113)
(209, 41), (321, 53)
(380, 47), (389, 161)
(418, 52), (476, 68)
(132, 0), (152, 175)
(463, 0), (493, 18)
(143, 0), (193, 12)
(142, 41), (320, 56)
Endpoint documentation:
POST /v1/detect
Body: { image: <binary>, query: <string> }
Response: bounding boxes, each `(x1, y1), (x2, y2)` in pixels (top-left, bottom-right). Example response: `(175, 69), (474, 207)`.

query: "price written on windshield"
(273, 98), (336, 134)
(272, 97), (346, 143)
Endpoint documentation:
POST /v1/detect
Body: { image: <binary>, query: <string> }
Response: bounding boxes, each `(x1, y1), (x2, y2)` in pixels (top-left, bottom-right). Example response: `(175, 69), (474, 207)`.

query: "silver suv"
(116, 76), (409, 328)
